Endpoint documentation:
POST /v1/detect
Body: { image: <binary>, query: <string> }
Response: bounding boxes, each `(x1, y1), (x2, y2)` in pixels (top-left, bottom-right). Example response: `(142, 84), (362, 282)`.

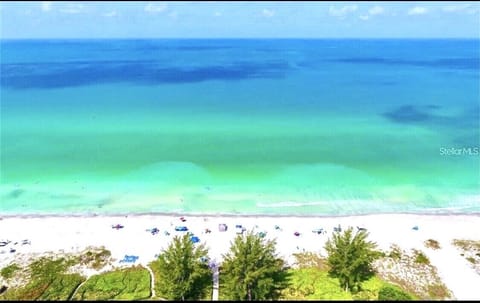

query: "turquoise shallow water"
(1, 39), (479, 215)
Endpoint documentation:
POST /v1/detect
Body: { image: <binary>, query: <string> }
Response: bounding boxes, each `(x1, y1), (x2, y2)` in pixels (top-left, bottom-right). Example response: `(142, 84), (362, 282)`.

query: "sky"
(1, 1), (479, 39)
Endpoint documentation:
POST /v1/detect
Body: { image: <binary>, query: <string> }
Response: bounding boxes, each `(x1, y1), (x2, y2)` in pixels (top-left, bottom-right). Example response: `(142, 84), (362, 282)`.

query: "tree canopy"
(220, 231), (290, 300)
(324, 227), (380, 293)
(151, 234), (212, 300)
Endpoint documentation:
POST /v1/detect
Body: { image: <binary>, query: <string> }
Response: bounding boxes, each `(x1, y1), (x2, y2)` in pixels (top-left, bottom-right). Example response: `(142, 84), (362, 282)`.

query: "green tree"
(324, 227), (380, 293)
(151, 234), (212, 300)
(220, 231), (290, 300)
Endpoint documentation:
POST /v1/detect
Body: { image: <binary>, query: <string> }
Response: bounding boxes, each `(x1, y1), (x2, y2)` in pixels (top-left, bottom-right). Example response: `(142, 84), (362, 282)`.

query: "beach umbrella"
(191, 236), (200, 243)
(218, 223), (228, 232)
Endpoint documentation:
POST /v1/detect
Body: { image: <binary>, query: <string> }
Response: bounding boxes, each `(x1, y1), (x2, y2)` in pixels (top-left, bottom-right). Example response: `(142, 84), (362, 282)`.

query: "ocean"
(1, 39), (479, 215)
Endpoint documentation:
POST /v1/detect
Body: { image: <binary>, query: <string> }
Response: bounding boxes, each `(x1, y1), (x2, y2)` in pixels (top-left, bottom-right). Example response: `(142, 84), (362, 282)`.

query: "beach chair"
(257, 231), (267, 238)
(333, 225), (342, 233)
(175, 226), (188, 231)
(235, 225), (246, 234)
(120, 255), (139, 263)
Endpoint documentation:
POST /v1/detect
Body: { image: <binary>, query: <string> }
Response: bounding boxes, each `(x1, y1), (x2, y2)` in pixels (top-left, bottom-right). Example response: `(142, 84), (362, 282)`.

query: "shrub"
(424, 239), (440, 250)
(412, 250), (430, 265)
(378, 285), (413, 301)
(0, 264), (20, 279)
(387, 245), (402, 260)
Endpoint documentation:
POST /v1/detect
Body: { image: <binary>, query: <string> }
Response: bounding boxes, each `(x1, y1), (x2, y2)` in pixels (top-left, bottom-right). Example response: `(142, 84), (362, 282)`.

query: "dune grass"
(278, 251), (418, 300)
(280, 267), (416, 300)
(0, 257), (84, 300)
(71, 265), (151, 300)
(0, 263), (20, 279)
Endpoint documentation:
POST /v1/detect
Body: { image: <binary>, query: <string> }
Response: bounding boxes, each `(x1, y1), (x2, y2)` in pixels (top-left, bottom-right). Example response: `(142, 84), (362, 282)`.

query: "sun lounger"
(147, 227), (159, 235)
(257, 231), (266, 238)
(119, 255), (139, 263)
(175, 226), (188, 231)
(236, 225), (246, 234)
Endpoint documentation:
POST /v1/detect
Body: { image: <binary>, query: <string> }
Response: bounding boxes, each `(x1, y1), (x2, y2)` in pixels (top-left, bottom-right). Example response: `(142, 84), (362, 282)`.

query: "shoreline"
(2, 210), (480, 219)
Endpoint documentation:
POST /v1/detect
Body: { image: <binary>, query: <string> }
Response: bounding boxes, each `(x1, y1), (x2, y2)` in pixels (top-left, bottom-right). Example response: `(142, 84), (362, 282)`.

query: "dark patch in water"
(6, 189), (25, 199)
(97, 197), (115, 209)
(452, 134), (480, 147)
(0, 60), (290, 89)
(333, 57), (480, 70)
(383, 105), (432, 123)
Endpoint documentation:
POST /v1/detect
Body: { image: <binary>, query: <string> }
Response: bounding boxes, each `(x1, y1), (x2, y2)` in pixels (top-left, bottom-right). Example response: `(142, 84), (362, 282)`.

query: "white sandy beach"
(1, 213), (479, 299)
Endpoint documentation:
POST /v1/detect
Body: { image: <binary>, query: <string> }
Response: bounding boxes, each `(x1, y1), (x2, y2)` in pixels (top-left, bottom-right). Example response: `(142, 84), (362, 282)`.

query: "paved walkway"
(212, 264), (219, 300)
(145, 265), (156, 299)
